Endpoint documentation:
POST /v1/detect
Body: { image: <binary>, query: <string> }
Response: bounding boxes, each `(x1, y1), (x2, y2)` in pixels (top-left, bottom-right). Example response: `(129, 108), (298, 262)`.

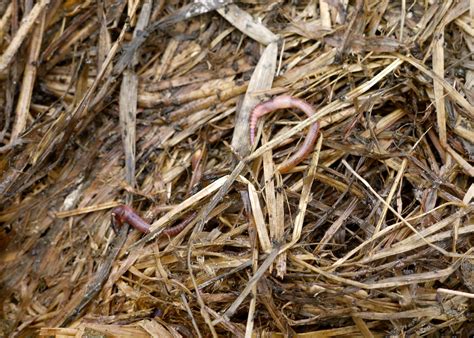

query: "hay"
(0, 0), (473, 336)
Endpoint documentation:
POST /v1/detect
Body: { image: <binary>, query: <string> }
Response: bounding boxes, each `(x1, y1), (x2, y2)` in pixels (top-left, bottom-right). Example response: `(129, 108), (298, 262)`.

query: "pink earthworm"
(249, 95), (320, 173)
(111, 205), (196, 237)
(111, 205), (150, 233)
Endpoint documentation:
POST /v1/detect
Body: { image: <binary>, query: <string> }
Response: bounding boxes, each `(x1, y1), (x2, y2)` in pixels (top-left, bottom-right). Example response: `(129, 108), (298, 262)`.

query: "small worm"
(161, 211), (197, 237)
(249, 95), (320, 173)
(111, 205), (195, 237)
(111, 205), (150, 233)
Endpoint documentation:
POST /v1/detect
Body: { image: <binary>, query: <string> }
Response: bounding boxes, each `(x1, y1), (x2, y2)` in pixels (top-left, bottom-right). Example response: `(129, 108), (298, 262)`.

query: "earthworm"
(111, 205), (196, 237)
(111, 205), (150, 233)
(249, 95), (320, 173)
(163, 211), (197, 237)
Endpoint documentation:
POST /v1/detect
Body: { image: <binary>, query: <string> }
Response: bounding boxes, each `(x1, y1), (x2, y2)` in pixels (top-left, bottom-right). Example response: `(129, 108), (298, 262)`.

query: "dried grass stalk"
(1, 1), (473, 337)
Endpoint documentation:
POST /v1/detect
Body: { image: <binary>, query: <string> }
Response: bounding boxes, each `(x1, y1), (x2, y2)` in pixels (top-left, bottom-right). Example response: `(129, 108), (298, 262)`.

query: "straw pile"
(0, 0), (473, 337)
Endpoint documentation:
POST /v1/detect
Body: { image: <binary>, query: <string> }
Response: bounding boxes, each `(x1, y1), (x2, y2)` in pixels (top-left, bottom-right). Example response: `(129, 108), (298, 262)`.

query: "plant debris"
(0, 0), (473, 337)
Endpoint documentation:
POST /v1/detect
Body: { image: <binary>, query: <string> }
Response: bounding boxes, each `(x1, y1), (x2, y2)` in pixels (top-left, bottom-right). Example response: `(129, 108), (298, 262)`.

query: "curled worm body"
(111, 205), (194, 237)
(249, 95), (320, 173)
